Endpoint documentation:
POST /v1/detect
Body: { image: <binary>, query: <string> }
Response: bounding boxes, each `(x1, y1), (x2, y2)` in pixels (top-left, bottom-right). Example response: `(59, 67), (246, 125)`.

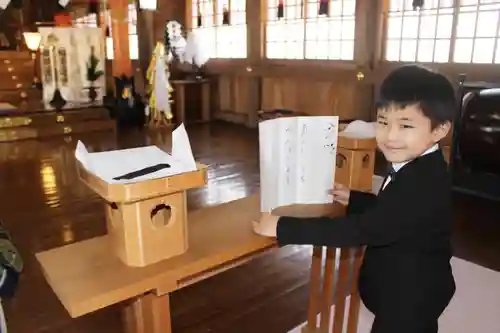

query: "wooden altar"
(0, 101), (115, 142)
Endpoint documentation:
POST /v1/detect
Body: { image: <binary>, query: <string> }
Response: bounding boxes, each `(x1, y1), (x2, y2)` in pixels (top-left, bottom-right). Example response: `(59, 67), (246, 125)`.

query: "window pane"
(285, 5), (301, 20)
(343, 0), (356, 15)
(436, 14), (453, 38)
(472, 38), (495, 63)
(340, 40), (354, 60)
(267, 43), (284, 59)
(454, 38), (474, 62)
(328, 19), (343, 40)
(305, 41), (317, 58)
(434, 39), (450, 62)
(286, 20), (304, 42)
(417, 39), (434, 62)
(329, 41), (342, 59)
(386, 40), (401, 61)
(495, 39), (500, 63)
(419, 15), (437, 38)
(476, 11), (498, 37)
(268, 7), (277, 20)
(401, 15), (419, 38)
(315, 41), (329, 59)
(267, 23), (282, 42)
(331, 0), (343, 15)
(305, 21), (319, 40)
(232, 11), (246, 24)
(456, 12), (477, 38)
(232, 0), (245, 11)
(341, 18), (355, 40)
(389, 0), (404, 12)
(387, 15), (403, 39)
(460, 0), (478, 5)
(106, 37), (114, 60)
(129, 34), (138, 60)
(312, 19), (330, 40)
(400, 39), (417, 61)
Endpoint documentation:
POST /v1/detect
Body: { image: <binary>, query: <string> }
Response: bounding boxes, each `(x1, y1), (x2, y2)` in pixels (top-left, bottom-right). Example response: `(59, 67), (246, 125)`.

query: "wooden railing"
(302, 134), (377, 333)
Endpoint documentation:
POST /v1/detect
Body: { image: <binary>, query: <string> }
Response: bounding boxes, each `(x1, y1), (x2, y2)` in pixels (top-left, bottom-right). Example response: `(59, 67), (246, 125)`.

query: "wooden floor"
(1, 121), (499, 333)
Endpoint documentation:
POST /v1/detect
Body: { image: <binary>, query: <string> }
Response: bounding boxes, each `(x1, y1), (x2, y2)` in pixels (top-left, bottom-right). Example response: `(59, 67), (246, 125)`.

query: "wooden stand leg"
(175, 86), (185, 124)
(201, 82), (210, 122)
(123, 292), (172, 333)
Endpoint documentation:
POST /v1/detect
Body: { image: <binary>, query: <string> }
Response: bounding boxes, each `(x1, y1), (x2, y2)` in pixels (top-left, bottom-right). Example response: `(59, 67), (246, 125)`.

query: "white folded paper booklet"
(75, 123), (198, 184)
(259, 116), (339, 212)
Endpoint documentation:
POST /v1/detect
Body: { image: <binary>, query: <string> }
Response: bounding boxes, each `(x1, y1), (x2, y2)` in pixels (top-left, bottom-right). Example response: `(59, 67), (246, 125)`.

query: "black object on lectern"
(450, 76), (500, 201)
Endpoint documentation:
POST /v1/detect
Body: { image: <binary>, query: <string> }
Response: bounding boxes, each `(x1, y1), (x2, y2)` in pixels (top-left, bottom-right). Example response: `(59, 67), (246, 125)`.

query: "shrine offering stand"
(301, 133), (377, 333)
(36, 159), (279, 333)
(171, 79), (211, 124)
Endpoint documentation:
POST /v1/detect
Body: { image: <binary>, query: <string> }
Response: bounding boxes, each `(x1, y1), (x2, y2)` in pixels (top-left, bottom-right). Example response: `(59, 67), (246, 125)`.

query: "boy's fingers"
(252, 221), (261, 233)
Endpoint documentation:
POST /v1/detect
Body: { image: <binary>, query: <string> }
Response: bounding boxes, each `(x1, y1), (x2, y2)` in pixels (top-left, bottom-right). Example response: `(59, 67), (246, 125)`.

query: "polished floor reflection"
(1, 121), (499, 333)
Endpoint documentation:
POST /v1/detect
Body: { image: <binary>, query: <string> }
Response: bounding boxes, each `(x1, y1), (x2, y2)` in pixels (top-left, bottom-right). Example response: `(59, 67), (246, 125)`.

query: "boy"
(253, 64), (456, 333)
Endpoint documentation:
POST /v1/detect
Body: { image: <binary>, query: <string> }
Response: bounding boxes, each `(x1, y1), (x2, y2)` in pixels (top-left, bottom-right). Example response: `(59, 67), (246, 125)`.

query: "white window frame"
(384, 0), (500, 64)
(265, 0), (357, 61)
(190, 0), (247, 59)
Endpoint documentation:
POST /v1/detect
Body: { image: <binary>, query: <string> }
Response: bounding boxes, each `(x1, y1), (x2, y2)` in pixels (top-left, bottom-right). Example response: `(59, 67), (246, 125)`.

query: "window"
(385, 0), (454, 63)
(191, 0), (247, 58)
(385, 0), (500, 64)
(105, 4), (139, 60)
(265, 0), (357, 60)
(454, 0), (500, 63)
(73, 5), (138, 60)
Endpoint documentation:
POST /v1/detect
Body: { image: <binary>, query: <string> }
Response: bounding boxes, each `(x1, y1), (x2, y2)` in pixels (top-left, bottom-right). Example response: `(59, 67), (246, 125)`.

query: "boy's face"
(375, 104), (450, 163)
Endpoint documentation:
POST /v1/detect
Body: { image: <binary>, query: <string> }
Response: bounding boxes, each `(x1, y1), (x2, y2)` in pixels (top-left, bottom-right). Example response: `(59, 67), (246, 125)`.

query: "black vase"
(88, 86), (97, 102)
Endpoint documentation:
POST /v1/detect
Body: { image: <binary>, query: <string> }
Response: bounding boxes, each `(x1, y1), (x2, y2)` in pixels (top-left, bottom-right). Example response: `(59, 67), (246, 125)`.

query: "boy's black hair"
(376, 64), (456, 129)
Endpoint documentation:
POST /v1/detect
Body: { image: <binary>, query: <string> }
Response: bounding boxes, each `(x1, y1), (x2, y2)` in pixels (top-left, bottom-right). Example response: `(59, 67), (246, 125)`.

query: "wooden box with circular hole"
(76, 161), (208, 267)
(336, 134), (377, 192)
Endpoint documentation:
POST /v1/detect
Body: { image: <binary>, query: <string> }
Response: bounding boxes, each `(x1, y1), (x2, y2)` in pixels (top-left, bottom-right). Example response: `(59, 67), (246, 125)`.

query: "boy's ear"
(432, 121), (451, 143)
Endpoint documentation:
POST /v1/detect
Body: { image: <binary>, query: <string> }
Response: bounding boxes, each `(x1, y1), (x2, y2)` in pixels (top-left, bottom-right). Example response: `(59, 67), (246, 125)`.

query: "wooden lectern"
(302, 134), (377, 333)
(76, 161), (208, 267)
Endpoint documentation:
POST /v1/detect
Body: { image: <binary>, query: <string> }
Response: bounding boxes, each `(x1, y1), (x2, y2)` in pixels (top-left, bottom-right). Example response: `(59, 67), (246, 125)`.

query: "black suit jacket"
(277, 150), (456, 316)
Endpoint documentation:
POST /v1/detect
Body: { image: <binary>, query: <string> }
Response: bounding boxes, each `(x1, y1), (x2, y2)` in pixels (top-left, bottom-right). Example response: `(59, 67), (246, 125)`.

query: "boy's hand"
(329, 183), (350, 206)
(252, 213), (280, 237)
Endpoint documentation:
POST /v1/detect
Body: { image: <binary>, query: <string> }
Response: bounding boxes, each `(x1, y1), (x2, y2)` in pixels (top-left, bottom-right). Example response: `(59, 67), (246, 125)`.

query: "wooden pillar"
(109, 0), (133, 98)
(136, 6), (155, 85)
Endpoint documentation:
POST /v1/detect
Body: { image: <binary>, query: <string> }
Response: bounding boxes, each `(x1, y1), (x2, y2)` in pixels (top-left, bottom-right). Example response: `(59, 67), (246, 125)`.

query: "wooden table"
(36, 195), (277, 333)
(171, 79), (210, 124)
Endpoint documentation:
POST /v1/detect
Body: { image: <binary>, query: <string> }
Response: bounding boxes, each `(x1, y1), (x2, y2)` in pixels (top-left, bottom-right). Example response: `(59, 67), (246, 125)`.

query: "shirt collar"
(392, 144), (439, 172)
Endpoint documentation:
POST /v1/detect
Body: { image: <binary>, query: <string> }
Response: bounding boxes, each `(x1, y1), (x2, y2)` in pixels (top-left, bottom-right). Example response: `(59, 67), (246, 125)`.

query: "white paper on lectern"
(74, 123), (198, 184)
(259, 116), (339, 213)
(172, 123), (197, 170)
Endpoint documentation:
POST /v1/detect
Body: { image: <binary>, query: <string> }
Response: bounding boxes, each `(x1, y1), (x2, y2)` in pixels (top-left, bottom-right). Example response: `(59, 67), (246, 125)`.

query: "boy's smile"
(376, 104), (450, 164)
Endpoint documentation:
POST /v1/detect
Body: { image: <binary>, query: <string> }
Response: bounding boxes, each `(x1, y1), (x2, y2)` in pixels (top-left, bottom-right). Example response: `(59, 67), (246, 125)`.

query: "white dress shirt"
(382, 144), (439, 190)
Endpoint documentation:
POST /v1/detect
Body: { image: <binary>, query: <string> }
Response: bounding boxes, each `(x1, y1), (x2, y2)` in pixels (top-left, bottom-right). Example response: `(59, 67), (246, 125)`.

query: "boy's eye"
(377, 120), (388, 125)
(401, 124), (414, 129)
